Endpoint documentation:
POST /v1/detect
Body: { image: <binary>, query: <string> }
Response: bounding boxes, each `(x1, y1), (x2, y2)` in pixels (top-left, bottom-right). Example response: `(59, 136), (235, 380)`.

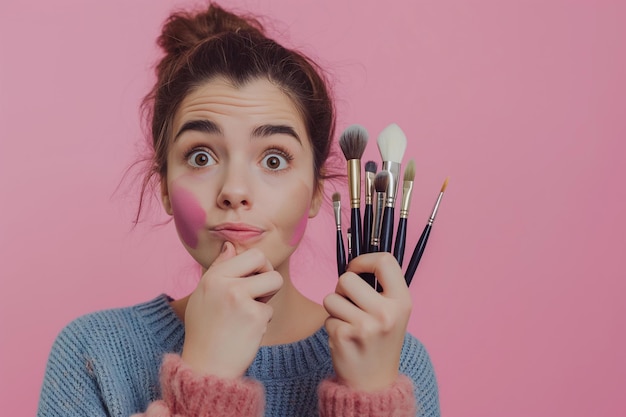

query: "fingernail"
(221, 242), (228, 253)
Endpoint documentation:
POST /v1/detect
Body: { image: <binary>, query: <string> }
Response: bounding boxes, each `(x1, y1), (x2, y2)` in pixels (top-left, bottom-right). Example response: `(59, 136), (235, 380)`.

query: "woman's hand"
(181, 241), (283, 379)
(323, 252), (412, 392)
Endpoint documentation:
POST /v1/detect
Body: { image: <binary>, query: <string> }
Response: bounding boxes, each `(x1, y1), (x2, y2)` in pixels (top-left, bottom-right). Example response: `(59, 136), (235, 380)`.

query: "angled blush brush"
(377, 123), (407, 253)
(333, 192), (346, 276)
(393, 159), (415, 266)
(405, 177), (449, 286)
(363, 161), (377, 253)
(339, 125), (369, 259)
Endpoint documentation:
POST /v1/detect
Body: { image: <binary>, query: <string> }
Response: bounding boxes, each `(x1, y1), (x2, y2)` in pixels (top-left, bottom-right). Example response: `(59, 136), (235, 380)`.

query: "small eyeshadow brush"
(393, 159), (415, 266)
(405, 177), (449, 286)
(363, 161), (377, 253)
(333, 192), (346, 276)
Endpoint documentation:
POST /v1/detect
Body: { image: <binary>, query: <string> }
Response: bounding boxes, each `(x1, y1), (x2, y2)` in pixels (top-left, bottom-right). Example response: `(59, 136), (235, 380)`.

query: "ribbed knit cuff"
(160, 354), (265, 417)
(318, 375), (416, 417)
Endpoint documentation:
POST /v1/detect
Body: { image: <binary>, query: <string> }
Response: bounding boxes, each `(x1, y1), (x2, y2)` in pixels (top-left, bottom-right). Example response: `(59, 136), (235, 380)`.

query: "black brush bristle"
(374, 170), (390, 193)
(365, 160), (377, 173)
(339, 125), (369, 160)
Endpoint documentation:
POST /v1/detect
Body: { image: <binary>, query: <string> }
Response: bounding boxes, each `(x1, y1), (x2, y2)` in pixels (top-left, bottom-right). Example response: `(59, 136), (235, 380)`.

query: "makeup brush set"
(333, 123), (448, 289)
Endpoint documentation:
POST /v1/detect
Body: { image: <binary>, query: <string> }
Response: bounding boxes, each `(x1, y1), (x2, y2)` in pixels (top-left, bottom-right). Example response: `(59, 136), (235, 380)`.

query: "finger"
(335, 273), (382, 314)
(323, 292), (369, 325)
(346, 252), (407, 297)
(212, 244), (274, 277)
(241, 271), (283, 300)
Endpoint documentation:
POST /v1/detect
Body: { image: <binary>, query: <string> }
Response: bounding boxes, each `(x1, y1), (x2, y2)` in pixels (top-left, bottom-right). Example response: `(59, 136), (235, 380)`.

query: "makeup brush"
(363, 161), (377, 253)
(339, 125), (369, 259)
(333, 192), (346, 276)
(393, 159), (416, 266)
(377, 123), (408, 253)
(360, 171), (388, 290)
(370, 171), (389, 254)
(405, 177), (449, 286)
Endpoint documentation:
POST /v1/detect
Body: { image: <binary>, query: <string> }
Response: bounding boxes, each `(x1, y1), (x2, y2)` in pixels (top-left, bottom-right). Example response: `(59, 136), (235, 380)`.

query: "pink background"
(1, 0), (625, 415)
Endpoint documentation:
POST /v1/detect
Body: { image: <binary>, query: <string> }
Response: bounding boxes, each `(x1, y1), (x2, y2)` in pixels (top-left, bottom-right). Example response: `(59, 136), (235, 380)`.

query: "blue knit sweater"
(37, 294), (440, 416)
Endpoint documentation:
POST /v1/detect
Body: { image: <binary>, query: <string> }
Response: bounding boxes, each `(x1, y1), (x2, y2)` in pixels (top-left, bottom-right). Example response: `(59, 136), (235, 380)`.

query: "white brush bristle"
(377, 123), (407, 163)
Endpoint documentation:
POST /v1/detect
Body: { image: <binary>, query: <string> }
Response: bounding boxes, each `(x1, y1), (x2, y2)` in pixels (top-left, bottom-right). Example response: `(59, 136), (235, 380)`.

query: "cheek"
(288, 206), (310, 246)
(170, 183), (206, 249)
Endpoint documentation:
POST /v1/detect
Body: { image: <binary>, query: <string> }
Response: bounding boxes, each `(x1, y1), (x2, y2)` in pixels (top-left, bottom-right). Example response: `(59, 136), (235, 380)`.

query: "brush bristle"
(440, 177), (449, 193)
(403, 159), (416, 182)
(332, 192), (341, 203)
(339, 124), (369, 160)
(374, 170), (390, 193)
(365, 160), (377, 173)
(376, 123), (407, 163)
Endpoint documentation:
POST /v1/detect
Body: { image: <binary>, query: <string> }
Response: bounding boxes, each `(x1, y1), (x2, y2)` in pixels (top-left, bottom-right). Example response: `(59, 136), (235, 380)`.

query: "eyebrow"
(174, 119), (301, 146)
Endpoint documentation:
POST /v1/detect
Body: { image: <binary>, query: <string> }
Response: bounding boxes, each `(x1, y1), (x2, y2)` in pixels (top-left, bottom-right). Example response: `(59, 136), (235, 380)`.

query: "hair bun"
(158, 3), (265, 55)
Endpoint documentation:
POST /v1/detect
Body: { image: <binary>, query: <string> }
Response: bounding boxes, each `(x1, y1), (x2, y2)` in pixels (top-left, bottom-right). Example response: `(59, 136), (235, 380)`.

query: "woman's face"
(161, 77), (322, 273)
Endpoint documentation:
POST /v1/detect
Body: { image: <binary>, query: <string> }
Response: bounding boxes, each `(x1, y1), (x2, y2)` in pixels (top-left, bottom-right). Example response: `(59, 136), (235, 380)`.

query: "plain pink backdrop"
(1, 0), (625, 415)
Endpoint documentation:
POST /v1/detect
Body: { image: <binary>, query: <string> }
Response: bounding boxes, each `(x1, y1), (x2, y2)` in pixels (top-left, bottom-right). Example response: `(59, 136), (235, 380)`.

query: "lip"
(210, 223), (265, 242)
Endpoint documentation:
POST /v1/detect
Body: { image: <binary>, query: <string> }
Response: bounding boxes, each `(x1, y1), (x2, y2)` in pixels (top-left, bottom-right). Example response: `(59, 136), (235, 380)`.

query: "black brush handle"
(405, 224), (431, 287)
(393, 217), (407, 266)
(362, 203), (373, 254)
(350, 207), (362, 258)
(336, 230), (346, 276)
(379, 206), (394, 253)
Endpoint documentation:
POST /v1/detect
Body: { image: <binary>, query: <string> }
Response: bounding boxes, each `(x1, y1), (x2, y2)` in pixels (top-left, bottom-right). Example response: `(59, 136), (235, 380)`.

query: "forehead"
(173, 77), (308, 138)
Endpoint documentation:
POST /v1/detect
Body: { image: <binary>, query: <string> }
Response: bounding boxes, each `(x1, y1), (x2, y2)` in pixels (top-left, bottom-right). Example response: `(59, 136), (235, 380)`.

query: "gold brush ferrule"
(381, 161), (400, 207)
(365, 171), (374, 205)
(347, 159), (361, 208)
(429, 192), (444, 224)
(333, 201), (342, 231)
(399, 181), (414, 218)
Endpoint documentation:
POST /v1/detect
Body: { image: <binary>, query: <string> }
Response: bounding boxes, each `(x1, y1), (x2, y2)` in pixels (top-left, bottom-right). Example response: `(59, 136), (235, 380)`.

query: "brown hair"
(136, 3), (339, 221)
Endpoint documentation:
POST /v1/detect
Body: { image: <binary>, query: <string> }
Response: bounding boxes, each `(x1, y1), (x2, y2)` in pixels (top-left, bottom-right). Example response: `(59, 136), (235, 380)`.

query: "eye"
(261, 153), (289, 171)
(186, 149), (215, 168)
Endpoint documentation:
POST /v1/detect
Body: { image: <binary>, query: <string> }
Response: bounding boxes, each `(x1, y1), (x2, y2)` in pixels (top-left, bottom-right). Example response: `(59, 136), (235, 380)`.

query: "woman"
(37, 3), (440, 416)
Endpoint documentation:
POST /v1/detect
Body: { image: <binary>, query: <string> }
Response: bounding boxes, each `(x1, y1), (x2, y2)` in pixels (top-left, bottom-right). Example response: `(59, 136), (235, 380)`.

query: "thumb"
(212, 241), (237, 265)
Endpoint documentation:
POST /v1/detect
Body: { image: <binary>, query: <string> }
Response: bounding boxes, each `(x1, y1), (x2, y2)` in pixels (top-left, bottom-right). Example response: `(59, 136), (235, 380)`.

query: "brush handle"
(350, 207), (362, 258)
(362, 203), (373, 253)
(405, 224), (431, 287)
(336, 230), (346, 276)
(379, 206), (394, 253)
(393, 217), (407, 266)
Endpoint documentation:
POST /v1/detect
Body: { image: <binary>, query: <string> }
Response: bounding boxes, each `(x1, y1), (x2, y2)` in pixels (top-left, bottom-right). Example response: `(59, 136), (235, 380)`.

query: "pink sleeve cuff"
(159, 353), (265, 417)
(318, 375), (416, 417)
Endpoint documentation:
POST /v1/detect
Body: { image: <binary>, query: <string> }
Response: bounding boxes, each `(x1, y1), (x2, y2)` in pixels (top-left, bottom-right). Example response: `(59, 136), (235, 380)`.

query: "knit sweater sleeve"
(133, 354), (265, 417)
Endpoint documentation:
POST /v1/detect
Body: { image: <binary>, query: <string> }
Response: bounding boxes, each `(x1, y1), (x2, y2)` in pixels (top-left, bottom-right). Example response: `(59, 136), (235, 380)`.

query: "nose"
(217, 163), (252, 209)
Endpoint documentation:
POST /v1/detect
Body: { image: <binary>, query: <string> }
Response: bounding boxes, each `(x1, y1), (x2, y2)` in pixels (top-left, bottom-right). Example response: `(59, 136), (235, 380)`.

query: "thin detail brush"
(363, 161), (377, 253)
(393, 159), (415, 266)
(347, 227), (352, 262)
(377, 123), (408, 253)
(339, 125), (369, 259)
(333, 192), (346, 276)
(405, 177), (449, 286)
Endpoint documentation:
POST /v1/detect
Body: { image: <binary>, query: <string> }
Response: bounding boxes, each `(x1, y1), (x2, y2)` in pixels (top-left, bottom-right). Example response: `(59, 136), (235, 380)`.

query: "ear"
(308, 180), (324, 218)
(160, 177), (173, 216)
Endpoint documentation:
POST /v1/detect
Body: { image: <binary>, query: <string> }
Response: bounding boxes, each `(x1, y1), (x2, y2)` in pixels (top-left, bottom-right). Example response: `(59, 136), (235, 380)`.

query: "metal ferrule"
(365, 171), (374, 205)
(333, 202), (342, 231)
(399, 181), (414, 218)
(347, 159), (361, 208)
(382, 160), (400, 207)
(371, 191), (385, 246)
(429, 192), (444, 224)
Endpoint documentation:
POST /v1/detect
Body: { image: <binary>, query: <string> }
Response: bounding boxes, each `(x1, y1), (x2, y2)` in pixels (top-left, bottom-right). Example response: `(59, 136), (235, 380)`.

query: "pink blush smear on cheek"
(170, 186), (206, 249)
(289, 208), (309, 246)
